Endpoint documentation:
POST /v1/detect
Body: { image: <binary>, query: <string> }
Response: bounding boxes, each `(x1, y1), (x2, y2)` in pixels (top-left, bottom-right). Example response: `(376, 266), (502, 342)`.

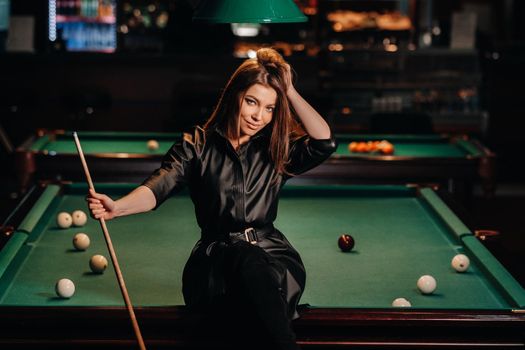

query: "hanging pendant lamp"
(193, 0), (307, 23)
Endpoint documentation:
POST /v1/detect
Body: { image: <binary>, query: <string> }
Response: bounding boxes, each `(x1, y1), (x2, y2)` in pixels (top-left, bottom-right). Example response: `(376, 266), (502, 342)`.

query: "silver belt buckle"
(244, 227), (257, 245)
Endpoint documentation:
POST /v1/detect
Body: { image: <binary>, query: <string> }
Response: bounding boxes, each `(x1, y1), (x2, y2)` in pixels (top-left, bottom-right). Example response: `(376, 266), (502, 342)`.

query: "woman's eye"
(246, 98), (256, 105)
(266, 107), (275, 113)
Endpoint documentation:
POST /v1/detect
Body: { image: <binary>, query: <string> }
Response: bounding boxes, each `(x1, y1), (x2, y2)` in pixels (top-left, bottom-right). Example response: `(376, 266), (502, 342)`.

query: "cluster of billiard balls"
(56, 210), (88, 229)
(348, 140), (394, 155)
(54, 210), (109, 299)
(337, 234), (471, 307)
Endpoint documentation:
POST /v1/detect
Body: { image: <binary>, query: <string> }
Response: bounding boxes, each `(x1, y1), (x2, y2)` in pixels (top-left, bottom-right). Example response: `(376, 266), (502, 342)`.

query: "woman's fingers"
(86, 190), (114, 220)
(88, 189), (109, 202)
(86, 197), (101, 204)
(91, 209), (107, 219)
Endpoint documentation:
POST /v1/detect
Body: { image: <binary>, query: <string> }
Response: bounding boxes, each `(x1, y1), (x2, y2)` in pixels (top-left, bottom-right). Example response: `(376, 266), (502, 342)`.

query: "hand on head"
(283, 63), (294, 94)
(86, 189), (117, 220)
(256, 48), (294, 94)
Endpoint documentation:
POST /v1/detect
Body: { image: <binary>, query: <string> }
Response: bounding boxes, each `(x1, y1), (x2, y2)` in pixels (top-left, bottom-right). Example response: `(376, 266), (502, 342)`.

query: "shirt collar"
(211, 124), (271, 143)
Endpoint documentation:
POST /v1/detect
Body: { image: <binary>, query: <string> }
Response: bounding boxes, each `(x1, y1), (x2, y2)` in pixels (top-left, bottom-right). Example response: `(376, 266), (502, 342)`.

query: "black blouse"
(142, 125), (337, 239)
(142, 125), (336, 317)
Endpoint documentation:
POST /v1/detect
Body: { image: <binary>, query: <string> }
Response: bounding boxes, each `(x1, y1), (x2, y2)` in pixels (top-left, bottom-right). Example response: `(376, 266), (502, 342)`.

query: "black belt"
(229, 227), (260, 245)
(203, 224), (275, 245)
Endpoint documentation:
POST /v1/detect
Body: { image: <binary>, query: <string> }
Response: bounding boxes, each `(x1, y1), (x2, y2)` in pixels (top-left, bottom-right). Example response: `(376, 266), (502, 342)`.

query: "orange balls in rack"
(368, 141), (380, 152)
(348, 142), (358, 152)
(348, 140), (394, 155)
(377, 140), (394, 155)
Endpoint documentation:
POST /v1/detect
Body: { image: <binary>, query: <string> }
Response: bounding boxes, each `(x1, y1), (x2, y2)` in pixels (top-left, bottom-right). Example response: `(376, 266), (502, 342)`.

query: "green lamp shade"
(193, 0), (308, 23)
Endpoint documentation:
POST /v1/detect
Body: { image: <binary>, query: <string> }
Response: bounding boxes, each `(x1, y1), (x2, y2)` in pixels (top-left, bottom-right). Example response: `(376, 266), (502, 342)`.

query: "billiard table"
(1, 183), (523, 349)
(297, 134), (496, 199)
(15, 130), (179, 190)
(15, 130), (495, 201)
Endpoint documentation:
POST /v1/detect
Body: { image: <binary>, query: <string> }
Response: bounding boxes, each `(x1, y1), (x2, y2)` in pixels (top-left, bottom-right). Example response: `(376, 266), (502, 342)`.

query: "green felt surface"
(278, 190), (514, 309)
(30, 132), (483, 159)
(30, 132), (179, 155)
(334, 135), (479, 158)
(0, 184), (197, 306)
(0, 184), (523, 311)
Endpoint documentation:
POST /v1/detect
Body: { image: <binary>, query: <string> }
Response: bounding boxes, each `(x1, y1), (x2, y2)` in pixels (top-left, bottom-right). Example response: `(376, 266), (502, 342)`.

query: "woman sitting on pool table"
(87, 48), (336, 350)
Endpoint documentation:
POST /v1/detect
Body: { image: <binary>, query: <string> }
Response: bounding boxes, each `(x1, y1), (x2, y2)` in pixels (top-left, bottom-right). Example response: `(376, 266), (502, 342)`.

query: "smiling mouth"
(245, 121), (261, 130)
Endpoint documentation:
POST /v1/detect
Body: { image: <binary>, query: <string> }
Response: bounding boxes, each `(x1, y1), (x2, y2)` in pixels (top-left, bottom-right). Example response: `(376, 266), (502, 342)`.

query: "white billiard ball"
(451, 254), (470, 272)
(392, 297), (412, 307)
(89, 254), (108, 274)
(73, 233), (90, 251)
(147, 139), (159, 151)
(55, 278), (75, 298)
(72, 210), (87, 227)
(417, 275), (437, 294)
(57, 212), (73, 229)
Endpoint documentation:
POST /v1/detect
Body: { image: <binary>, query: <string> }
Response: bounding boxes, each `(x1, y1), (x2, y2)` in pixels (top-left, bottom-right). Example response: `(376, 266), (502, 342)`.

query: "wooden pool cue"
(73, 132), (146, 350)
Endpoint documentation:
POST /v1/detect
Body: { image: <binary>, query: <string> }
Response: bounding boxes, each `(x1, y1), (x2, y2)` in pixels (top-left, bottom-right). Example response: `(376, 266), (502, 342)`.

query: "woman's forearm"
(287, 87), (331, 140)
(114, 185), (157, 217)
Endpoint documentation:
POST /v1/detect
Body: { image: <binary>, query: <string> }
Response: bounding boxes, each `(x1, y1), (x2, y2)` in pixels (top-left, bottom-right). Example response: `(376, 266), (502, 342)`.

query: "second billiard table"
(0, 183), (523, 349)
(297, 133), (496, 198)
(16, 130), (495, 202)
(15, 130), (178, 189)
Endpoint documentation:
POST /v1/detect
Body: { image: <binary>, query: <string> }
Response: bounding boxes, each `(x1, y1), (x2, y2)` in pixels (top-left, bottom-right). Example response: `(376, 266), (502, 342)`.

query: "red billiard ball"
(338, 234), (355, 252)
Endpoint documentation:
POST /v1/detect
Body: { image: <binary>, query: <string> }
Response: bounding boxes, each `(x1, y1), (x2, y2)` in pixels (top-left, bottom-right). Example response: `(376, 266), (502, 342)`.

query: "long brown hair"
(204, 48), (305, 175)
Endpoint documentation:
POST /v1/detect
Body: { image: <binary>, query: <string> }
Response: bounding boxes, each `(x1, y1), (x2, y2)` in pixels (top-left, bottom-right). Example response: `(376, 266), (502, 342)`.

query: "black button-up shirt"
(142, 125), (336, 316)
(143, 125), (337, 238)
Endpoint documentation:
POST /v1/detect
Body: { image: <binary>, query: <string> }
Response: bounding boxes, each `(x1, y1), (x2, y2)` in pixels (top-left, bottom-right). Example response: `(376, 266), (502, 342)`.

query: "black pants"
(183, 240), (301, 350)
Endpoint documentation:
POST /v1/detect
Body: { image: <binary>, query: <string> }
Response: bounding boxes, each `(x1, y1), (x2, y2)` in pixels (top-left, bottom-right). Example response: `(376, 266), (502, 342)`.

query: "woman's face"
(238, 83), (277, 138)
